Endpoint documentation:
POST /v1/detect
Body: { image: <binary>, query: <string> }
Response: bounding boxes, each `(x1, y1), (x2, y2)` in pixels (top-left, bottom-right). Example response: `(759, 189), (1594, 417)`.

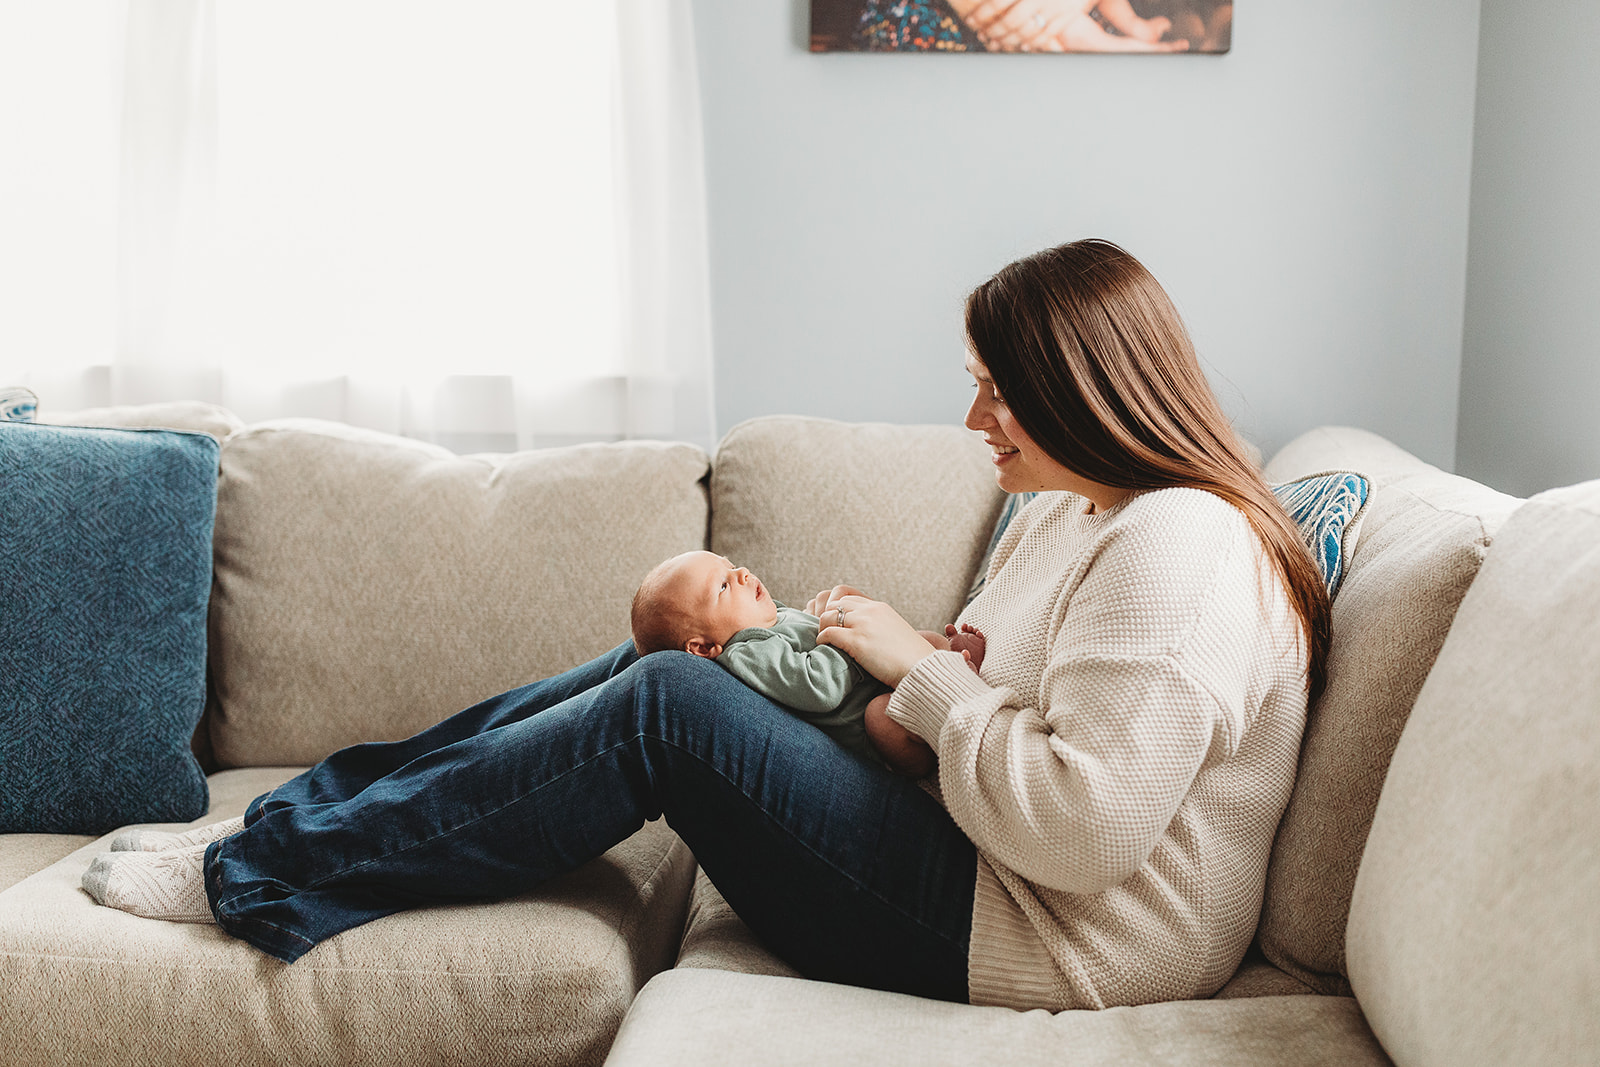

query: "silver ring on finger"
(836, 608), (849, 627)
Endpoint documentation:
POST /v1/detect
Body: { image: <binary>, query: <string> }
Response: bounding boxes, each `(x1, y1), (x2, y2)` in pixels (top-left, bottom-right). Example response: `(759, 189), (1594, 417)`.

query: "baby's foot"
(81, 843), (216, 923)
(111, 815), (245, 853)
(946, 624), (987, 672)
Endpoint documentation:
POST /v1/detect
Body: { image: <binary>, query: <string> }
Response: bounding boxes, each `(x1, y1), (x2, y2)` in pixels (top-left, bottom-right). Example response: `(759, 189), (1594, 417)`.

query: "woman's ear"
(684, 637), (722, 659)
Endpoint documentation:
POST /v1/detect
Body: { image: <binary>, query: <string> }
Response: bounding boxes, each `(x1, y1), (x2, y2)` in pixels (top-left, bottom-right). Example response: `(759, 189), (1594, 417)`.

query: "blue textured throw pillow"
(966, 471), (1372, 605)
(0, 422), (216, 833)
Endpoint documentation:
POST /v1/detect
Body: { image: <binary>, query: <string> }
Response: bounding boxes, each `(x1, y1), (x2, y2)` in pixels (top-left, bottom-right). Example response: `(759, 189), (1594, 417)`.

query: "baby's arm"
(716, 631), (857, 714)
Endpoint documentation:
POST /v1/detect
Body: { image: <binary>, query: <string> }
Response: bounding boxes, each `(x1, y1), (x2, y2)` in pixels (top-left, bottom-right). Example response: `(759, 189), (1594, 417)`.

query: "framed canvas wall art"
(810, 0), (1231, 54)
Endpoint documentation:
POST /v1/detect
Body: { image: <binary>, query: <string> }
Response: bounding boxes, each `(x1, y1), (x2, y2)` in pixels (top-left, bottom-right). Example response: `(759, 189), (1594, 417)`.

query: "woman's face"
(963, 353), (1130, 512)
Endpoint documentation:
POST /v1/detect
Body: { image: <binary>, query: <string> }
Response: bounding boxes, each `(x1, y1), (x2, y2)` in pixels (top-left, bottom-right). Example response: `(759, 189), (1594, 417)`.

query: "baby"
(630, 551), (984, 777)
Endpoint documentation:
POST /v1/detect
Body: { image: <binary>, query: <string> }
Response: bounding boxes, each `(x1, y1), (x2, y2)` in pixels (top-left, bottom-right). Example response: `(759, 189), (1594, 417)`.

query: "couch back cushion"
(207, 419), (710, 767)
(1346, 479), (1600, 1067)
(1257, 427), (1522, 993)
(708, 416), (1003, 633)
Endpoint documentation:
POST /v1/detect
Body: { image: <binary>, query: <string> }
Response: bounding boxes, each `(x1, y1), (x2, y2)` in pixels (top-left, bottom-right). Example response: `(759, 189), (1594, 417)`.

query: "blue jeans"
(205, 643), (976, 1001)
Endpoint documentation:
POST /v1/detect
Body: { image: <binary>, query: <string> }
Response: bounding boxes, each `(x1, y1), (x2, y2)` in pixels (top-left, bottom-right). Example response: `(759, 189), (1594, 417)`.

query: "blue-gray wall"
(691, 0), (1483, 468)
(1456, 0), (1600, 497)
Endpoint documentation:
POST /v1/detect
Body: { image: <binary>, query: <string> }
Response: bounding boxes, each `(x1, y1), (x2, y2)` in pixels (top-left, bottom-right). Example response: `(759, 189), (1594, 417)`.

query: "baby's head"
(631, 550), (779, 658)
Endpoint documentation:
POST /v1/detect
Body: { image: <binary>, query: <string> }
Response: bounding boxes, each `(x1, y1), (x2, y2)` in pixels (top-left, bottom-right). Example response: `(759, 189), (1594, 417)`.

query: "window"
(0, 1), (713, 452)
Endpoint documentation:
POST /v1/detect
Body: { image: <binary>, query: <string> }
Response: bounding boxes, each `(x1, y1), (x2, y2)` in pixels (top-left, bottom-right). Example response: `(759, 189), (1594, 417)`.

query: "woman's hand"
(805, 584), (867, 620)
(815, 595), (937, 688)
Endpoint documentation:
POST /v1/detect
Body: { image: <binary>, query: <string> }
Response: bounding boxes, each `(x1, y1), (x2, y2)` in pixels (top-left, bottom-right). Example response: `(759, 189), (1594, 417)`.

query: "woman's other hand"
(816, 595), (936, 688)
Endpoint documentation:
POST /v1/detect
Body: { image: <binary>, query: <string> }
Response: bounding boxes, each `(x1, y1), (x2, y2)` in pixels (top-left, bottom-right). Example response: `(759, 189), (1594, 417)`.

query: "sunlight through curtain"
(0, 0), (715, 452)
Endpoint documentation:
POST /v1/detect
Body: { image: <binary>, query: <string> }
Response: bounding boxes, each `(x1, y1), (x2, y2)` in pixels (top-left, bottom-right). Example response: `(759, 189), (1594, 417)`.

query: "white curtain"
(0, 1), (715, 453)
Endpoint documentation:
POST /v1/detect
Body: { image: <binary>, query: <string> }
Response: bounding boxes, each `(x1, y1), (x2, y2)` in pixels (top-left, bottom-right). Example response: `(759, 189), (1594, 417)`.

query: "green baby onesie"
(716, 605), (889, 763)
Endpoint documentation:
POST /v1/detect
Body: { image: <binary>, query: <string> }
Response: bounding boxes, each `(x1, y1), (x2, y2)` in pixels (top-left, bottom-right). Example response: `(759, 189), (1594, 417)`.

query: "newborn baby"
(630, 551), (984, 777)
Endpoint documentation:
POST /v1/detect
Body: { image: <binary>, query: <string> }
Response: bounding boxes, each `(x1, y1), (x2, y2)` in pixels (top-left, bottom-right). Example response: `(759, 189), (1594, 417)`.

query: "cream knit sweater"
(887, 487), (1308, 1011)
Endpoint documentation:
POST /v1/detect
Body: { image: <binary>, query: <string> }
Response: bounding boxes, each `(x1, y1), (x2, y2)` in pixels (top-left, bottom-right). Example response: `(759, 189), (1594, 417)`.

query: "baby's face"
(664, 551), (779, 653)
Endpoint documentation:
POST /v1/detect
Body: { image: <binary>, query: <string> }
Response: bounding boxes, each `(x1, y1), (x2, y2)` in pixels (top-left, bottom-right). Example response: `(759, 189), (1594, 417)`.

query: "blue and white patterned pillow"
(966, 471), (1372, 605)
(1271, 470), (1372, 598)
(0, 387), (37, 423)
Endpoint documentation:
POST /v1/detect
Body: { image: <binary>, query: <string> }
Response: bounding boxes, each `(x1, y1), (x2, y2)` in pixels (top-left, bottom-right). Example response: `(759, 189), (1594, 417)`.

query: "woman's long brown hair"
(965, 239), (1331, 699)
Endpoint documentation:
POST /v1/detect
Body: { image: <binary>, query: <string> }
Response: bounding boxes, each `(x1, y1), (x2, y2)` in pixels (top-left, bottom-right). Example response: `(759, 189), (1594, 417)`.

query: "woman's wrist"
(882, 642), (937, 688)
(887, 650), (991, 752)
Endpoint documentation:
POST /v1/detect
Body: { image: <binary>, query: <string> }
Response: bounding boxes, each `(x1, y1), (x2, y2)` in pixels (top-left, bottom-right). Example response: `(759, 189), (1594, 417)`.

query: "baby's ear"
(684, 637), (722, 659)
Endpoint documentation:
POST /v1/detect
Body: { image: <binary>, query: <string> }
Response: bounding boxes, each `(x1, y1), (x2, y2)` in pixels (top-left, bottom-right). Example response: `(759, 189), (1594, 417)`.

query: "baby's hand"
(945, 623), (987, 673)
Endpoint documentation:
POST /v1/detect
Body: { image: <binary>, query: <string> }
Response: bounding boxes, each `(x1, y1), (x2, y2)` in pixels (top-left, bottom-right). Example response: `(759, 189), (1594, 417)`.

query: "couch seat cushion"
(1256, 427), (1522, 993)
(673, 868), (800, 977)
(0, 769), (293, 895)
(0, 768), (696, 1067)
(1347, 479), (1600, 1067)
(606, 970), (1393, 1067)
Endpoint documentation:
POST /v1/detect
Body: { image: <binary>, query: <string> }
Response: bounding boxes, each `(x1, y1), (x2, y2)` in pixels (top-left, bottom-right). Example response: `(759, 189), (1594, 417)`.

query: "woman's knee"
(629, 649), (720, 689)
(623, 650), (797, 747)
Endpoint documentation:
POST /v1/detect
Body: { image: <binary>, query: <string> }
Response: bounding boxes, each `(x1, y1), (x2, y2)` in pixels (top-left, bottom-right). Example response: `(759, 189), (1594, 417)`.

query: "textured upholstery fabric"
(41, 400), (245, 441)
(1213, 947), (1319, 999)
(607, 969), (1394, 1067)
(0, 833), (93, 894)
(206, 419), (711, 767)
(1256, 428), (1523, 993)
(673, 868), (800, 977)
(0, 766), (698, 1067)
(709, 416), (1004, 633)
(1347, 480), (1600, 1067)
(0, 422), (216, 833)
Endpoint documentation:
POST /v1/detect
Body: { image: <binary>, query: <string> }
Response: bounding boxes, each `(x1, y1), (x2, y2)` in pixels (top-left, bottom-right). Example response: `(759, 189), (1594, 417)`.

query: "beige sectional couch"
(1, 405), (1594, 1066)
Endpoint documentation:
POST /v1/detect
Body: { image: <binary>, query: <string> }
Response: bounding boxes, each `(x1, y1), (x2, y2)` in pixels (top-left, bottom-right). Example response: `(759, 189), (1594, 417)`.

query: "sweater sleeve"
(717, 631), (861, 715)
(888, 503), (1263, 896)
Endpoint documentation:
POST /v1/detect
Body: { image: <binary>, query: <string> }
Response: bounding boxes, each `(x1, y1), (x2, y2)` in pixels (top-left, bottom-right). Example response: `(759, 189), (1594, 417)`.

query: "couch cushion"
(709, 416), (1003, 632)
(0, 767), (697, 1067)
(0, 421), (216, 833)
(1213, 947), (1319, 1000)
(206, 419), (710, 767)
(607, 969), (1393, 1067)
(0, 833), (93, 895)
(1346, 480), (1600, 1067)
(673, 868), (800, 978)
(1257, 428), (1522, 993)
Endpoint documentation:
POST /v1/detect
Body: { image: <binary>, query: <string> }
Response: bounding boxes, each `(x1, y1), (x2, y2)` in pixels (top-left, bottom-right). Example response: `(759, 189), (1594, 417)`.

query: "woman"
(85, 239), (1329, 1011)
